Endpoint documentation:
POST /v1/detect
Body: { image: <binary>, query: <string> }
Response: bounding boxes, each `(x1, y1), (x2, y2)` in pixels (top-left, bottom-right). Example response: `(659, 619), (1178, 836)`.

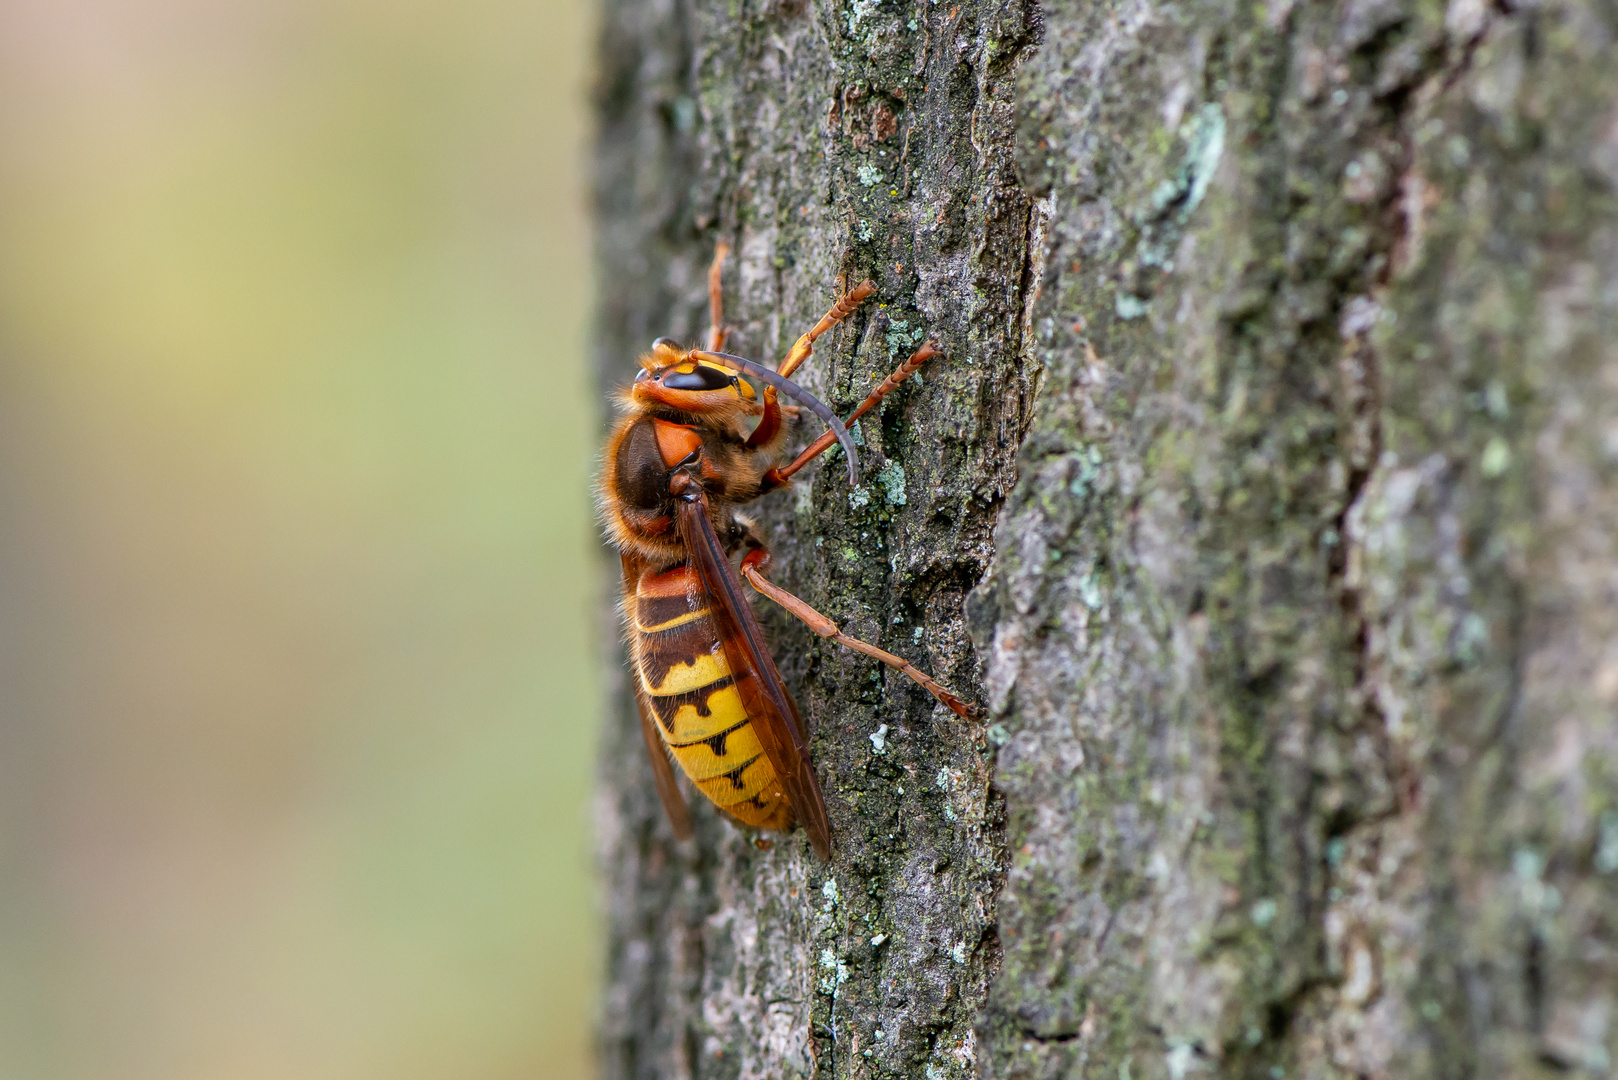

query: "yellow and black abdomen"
(632, 565), (794, 831)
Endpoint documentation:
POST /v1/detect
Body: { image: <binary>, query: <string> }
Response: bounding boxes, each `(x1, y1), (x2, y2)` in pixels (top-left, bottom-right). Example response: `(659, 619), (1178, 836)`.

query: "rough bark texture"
(591, 0), (1618, 1076)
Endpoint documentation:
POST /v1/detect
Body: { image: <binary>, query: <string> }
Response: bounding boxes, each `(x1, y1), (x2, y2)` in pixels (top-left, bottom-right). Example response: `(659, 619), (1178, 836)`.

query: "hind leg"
(739, 548), (976, 719)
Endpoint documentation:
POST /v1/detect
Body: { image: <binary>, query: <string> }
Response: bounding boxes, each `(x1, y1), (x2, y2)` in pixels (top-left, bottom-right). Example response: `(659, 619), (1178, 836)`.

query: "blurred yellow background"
(0, 1), (598, 1078)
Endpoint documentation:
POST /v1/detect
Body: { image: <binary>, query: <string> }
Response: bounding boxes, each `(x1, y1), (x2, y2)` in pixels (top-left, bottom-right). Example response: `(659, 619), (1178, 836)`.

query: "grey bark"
(591, 0), (1618, 1076)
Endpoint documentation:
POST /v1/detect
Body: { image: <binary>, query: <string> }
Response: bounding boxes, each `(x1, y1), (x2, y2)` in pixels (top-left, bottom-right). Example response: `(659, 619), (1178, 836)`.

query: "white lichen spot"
(870, 724), (889, 753)
(1115, 293), (1149, 320)
(1250, 898), (1278, 927)
(885, 317), (927, 359)
(844, 0), (881, 29)
(1515, 847), (1562, 913)
(1166, 1043), (1195, 1080)
(1342, 942), (1376, 1004)
(857, 162), (883, 187)
(1455, 611), (1490, 665)
(950, 941), (967, 964)
(822, 878), (841, 907)
(1183, 103), (1225, 213)
(1596, 811), (1618, 874)
(849, 485), (872, 510)
(878, 460), (907, 506)
(1076, 572), (1104, 610)
(818, 950), (850, 993)
(1485, 379), (1510, 419)
(870, 933), (887, 946)
(1480, 436), (1511, 477)
(857, 218), (874, 241)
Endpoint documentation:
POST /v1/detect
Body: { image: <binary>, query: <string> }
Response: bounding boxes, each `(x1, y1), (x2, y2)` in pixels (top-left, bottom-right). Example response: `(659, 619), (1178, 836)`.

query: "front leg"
(763, 342), (939, 489)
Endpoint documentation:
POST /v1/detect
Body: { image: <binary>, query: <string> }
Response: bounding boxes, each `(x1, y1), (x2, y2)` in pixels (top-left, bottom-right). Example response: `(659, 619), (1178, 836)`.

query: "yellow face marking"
(691, 359), (756, 402)
(668, 723), (765, 781)
(638, 649), (730, 697)
(659, 684), (748, 744)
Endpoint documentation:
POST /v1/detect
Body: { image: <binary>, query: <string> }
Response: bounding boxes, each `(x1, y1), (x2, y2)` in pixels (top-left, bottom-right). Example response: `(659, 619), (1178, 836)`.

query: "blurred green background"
(0, 1), (598, 1078)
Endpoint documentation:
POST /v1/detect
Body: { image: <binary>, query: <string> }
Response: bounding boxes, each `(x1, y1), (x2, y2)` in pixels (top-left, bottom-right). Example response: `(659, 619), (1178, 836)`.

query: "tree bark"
(591, 0), (1618, 1076)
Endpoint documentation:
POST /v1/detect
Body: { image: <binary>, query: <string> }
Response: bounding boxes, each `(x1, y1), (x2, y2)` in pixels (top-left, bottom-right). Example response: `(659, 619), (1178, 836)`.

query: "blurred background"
(0, 1), (598, 1078)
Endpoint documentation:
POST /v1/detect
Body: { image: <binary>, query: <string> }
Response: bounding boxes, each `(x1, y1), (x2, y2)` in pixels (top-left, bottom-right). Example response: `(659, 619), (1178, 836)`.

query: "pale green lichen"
(1480, 437), (1511, 477)
(1597, 812), (1618, 874)
(1115, 293), (1149, 320)
(878, 460), (907, 506)
(1182, 103), (1224, 215)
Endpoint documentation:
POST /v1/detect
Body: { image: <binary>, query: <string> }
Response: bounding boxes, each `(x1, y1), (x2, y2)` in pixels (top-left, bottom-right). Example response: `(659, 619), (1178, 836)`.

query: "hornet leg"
(707, 242), (731, 352)
(739, 549), (976, 720)
(747, 276), (876, 449)
(764, 341), (940, 486)
(776, 279), (876, 378)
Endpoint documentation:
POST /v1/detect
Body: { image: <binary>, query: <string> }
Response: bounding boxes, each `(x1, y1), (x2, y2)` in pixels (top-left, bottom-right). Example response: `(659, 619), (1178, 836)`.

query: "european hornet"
(599, 244), (975, 860)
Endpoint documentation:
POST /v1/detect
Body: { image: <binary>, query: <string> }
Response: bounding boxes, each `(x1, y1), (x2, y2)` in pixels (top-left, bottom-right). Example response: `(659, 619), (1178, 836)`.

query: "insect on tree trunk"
(591, 0), (1618, 1075)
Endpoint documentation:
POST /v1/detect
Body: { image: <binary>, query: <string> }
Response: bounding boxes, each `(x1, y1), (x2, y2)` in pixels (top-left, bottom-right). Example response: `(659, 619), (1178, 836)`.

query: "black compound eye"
(661, 364), (736, 391)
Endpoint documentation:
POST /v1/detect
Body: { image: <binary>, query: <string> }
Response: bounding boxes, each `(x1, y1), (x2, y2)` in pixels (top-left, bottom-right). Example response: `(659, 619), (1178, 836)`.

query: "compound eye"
(661, 364), (736, 391)
(634, 368), (651, 382)
(651, 337), (682, 350)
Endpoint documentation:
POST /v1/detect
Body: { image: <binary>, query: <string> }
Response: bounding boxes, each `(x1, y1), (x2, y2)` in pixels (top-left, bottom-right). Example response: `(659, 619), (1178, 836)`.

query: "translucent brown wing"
(674, 496), (833, 860)
(620, 552), (694, 841)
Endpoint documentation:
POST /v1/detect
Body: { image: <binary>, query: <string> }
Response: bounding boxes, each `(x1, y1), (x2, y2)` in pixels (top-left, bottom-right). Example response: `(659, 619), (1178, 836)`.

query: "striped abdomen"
(632, 564), (794, 831)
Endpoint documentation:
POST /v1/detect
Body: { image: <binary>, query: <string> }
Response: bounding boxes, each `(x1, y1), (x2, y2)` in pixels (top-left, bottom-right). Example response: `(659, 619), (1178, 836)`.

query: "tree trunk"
(591, 0), (1618, 1075)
